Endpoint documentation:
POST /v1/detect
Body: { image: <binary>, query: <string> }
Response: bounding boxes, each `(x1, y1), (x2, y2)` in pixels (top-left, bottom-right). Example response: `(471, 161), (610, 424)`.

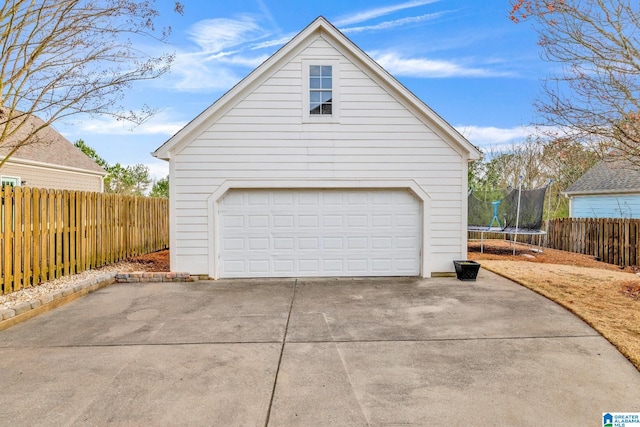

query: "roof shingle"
(0, 114), (105, 174)
(564, 157), (640, 195)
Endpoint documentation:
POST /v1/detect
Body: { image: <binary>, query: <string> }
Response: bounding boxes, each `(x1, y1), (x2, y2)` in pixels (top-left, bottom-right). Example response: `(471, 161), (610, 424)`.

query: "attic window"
(302, 59), (340, 123)
(309, 65), (332, 115)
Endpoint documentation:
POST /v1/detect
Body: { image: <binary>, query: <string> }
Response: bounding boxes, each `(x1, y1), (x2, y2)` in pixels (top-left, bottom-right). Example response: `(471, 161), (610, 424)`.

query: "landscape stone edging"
(115, 272), (197, 283)
(0, 272), (199, 326)
(0, 272), (118, 324)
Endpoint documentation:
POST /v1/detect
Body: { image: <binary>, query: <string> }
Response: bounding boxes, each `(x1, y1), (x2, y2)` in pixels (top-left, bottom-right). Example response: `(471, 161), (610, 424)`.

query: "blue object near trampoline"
(489, 200), (501, 228)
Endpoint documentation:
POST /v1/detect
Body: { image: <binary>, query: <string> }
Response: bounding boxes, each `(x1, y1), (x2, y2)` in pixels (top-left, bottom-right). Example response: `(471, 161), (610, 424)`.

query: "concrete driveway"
(0, 270), (639, 426)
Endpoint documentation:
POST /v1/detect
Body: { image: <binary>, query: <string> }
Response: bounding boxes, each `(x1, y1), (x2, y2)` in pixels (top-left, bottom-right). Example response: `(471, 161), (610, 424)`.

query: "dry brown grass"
(472, 241), (640, 371)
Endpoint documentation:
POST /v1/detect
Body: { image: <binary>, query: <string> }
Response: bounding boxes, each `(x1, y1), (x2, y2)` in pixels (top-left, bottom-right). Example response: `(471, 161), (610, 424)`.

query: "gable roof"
(0, 114), (106, 175)
(564, 156), (640, 196)
(153, 16), (481, 161)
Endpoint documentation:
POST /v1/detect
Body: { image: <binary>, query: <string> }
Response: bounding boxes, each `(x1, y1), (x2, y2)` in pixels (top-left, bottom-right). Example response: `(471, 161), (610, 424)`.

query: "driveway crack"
(264, 278), (297, 427)
(322, 312), (372, 426)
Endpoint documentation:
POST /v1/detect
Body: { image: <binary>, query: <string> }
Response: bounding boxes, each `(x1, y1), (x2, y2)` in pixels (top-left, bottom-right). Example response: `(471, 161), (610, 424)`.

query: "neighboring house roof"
(153, 16), (481, 161)
(564, 156), (640, 196)
(0, 113), (106, 175)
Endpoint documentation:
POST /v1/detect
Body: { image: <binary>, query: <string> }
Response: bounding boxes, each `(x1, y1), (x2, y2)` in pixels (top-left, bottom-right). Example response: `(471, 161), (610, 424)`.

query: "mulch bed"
(126, 250), (171, 272)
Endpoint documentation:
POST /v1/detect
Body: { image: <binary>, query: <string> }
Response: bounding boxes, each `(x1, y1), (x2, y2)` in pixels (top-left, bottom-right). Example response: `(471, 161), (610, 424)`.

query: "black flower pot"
(453, 260), (481, 281)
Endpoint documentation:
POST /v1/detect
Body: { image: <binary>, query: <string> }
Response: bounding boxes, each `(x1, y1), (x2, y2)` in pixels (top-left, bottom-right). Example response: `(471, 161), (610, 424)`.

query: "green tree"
(149, 176), (169, 198)
(106, 163), (151, 196)
(74, 139), (151, 195)
(0, 0), (184, 169)
(74, 139), (108, 169)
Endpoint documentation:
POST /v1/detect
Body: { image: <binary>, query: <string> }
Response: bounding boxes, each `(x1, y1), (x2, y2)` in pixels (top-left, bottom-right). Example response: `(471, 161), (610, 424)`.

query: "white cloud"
(76, 111), (186, 136)
(341, 12), (446, 34)
(218, 54), (270, 67)
(455, 125), (534, 148)
(168, 16), (279, 92)
(145, 161), (170, 181)
(372, 51), (511, 78)
(170, 53), (243, 91)
(187, 16), (267, 53)
(334, 0), (440, 26)
(250, 35), (293, 50)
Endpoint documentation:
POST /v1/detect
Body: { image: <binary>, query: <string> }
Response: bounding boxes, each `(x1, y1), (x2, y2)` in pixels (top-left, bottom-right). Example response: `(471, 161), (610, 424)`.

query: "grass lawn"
(470, 241), (640, 372)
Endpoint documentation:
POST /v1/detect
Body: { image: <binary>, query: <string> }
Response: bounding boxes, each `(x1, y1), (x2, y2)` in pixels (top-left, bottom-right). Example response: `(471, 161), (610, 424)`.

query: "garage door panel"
(223, 215), (244, 228)
(274, 237), (294, 249)
(219, 189), (421, 278)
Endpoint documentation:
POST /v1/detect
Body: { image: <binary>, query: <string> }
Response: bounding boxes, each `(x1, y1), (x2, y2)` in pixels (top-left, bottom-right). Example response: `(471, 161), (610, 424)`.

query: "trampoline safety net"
(468, 186), (547, 232)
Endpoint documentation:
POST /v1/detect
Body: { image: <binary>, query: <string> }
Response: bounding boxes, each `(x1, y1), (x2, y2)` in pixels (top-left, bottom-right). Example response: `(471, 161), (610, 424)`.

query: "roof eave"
(2, 156), (108, 176)
(563, 188), (640, 197)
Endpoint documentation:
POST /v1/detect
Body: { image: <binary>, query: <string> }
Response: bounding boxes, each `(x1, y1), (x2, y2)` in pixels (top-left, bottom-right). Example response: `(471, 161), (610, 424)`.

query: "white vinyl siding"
(170, 35), (468, 276)
(0, 162), (103, 192)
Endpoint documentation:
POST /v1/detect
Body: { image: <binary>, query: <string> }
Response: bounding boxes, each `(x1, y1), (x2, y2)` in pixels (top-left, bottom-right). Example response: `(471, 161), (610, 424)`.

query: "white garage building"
(153, 17), (481, 279)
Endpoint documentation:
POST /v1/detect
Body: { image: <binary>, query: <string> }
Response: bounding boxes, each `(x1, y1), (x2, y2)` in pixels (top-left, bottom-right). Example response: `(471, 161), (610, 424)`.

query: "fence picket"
(23, 187), (32, 288)
(3, 186), (14, 293)
(13, 187), (23, 291)
(32, 188), (41, 285)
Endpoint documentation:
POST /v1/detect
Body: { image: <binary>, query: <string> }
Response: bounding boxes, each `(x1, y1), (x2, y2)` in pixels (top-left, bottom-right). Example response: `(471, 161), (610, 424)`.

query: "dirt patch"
(621, 282), (640, 300)
(469, 240), (637, 273)
(126, 250), (170, 272)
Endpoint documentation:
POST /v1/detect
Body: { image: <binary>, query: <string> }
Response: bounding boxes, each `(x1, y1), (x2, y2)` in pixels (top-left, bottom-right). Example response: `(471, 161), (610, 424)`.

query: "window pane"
(309, 65), (334, 117)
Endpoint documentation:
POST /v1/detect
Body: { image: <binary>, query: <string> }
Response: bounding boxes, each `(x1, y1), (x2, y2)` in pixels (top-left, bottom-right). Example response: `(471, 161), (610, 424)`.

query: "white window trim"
(0, 175), (21, 187)
(302, 59), (340, 123)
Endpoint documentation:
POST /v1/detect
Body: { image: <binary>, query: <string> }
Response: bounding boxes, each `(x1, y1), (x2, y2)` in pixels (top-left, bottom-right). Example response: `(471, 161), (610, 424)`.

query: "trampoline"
(468, 182), (550, 254)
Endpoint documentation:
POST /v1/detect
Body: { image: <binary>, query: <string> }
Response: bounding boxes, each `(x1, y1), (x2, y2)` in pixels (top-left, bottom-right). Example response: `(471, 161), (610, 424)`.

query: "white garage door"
(218, 189), (422, 278)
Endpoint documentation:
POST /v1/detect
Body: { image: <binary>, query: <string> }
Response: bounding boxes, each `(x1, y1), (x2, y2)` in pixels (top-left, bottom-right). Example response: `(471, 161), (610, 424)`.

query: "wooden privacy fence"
(545, 218), (640, 267)
(469, 218), (640, 267)
(1, 186), (169, 295)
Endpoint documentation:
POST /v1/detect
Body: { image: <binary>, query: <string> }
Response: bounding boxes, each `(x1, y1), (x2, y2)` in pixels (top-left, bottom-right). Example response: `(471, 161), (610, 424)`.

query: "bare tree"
(469, 136), (602, 218)
(472, 139), (547, 193)
(510, 0), (640, 165)
(0, 0), (183, 168)
(541, 136), (603, 216)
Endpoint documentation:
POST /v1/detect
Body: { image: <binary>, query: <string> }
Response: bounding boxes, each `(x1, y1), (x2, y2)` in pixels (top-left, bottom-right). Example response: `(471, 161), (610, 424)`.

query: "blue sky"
(57, 0), (546, 180)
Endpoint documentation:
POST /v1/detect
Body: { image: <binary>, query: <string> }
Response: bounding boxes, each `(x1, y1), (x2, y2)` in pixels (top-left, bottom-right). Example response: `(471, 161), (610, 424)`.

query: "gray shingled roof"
(0, 114), (105, 174)
(564, 157), (640, 195)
